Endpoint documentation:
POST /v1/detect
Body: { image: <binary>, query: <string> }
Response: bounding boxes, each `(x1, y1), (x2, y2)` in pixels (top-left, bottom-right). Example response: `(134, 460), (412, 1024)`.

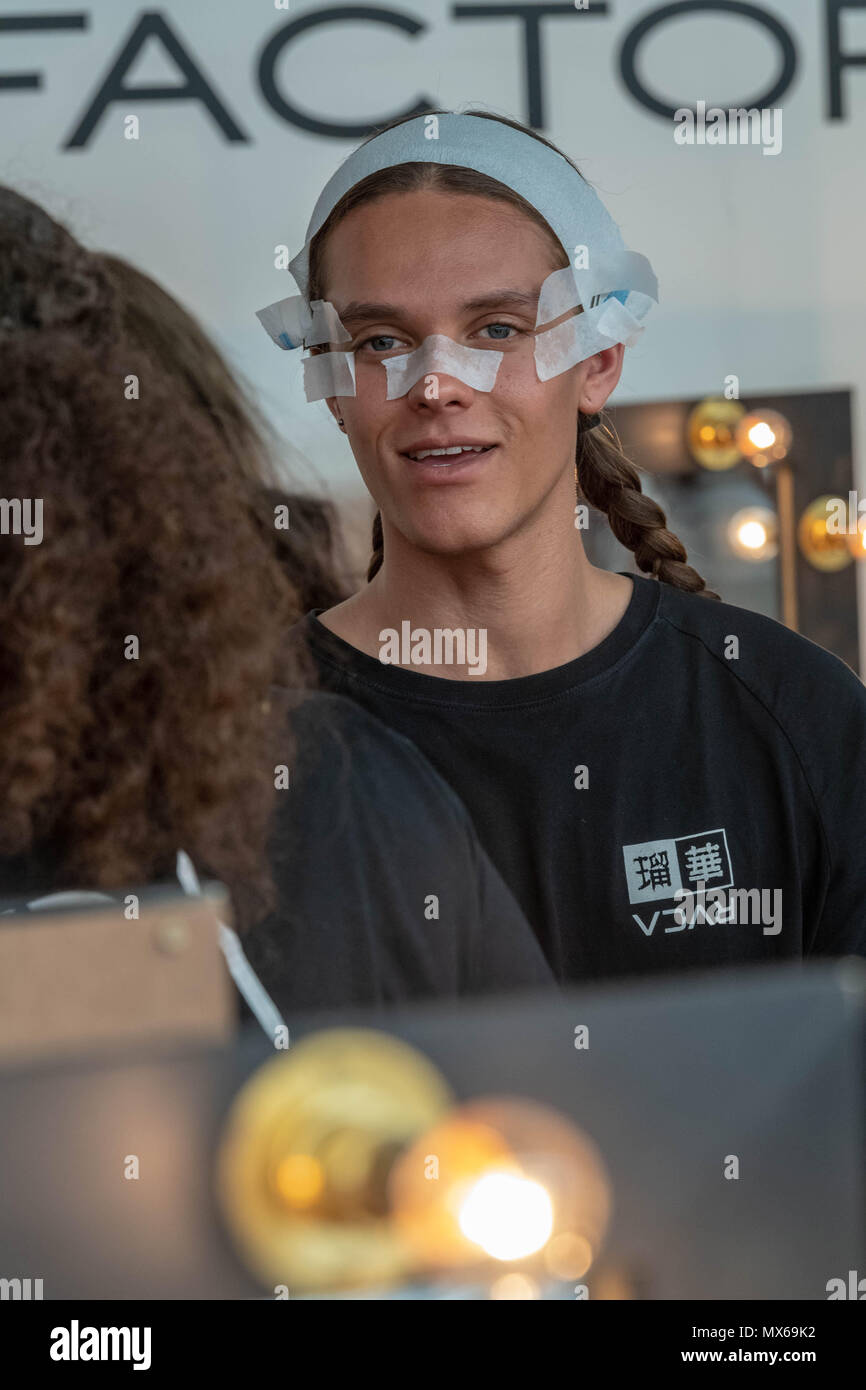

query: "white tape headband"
(256, 111), (658, 400)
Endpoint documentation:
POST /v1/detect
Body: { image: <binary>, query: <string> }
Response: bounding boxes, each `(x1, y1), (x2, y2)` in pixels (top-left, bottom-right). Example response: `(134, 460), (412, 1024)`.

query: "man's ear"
(579, 343), (624, 415)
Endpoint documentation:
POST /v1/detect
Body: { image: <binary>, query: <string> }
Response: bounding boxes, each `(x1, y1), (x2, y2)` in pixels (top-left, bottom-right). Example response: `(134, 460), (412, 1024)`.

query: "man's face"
(320, 189), (622, 558)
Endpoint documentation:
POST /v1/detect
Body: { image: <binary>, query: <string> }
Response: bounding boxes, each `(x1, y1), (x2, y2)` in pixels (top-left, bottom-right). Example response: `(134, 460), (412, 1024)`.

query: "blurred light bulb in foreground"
(458, 1171), (554, 1260)
(389, 1097), (611, 1278)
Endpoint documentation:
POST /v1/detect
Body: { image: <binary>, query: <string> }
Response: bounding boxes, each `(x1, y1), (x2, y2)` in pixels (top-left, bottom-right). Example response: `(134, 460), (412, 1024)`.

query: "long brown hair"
(0, 188), (304, 927)
(307, 108), (719, 599)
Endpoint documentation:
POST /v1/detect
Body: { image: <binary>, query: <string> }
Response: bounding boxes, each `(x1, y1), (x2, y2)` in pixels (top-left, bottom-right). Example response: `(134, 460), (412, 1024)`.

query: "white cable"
(175, 850), (285, 1044)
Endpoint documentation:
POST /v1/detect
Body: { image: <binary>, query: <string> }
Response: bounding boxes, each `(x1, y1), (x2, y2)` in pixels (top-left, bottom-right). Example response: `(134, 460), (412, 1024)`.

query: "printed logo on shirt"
(622, 828), (733, 905)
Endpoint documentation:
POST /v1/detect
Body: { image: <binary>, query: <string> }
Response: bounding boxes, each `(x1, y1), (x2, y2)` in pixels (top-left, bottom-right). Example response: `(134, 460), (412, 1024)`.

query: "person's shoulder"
(282, 688), (472, 830)
(286, 609), (318, 642)
(287, 686), (418, 750)
(653, 577), (864, 699)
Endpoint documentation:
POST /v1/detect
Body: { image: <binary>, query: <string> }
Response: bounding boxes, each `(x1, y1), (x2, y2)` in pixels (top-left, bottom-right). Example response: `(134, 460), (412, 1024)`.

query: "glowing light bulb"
(389, 1097), (612, 1277)
(739, 520), (767, 549)
(458, 1172), (554, 1261)
(726, 507), (778, 561)
(735, 409), (791, 468)
(747, 421), (776, 450)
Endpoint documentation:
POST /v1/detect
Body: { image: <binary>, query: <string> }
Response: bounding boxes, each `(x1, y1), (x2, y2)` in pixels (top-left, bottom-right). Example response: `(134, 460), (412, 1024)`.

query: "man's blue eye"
(359, 326), (518, 350)
(361, 335), (399, 352)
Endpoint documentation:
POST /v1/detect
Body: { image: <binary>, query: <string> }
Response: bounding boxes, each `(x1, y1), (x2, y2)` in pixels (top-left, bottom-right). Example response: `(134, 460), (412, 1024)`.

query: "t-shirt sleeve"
(799, 655), (866, 960)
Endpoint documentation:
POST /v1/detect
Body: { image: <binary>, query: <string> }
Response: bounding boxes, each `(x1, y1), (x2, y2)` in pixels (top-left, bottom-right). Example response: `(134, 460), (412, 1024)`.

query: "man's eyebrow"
(334, 289), (540, 326)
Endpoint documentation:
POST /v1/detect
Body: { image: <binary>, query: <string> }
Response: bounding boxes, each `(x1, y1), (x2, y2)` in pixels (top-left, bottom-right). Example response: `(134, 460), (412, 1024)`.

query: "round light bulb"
(735, 409), (792, 468)
(798, 495), (854, 571)
(726, 506), (778, 561)
(686, 398), (745, 470)
(458, 1171), (554, 1261)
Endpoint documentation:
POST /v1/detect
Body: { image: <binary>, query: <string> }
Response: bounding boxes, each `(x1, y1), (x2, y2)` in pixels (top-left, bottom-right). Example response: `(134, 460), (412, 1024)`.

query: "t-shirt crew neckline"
(303, 571), (661, 708)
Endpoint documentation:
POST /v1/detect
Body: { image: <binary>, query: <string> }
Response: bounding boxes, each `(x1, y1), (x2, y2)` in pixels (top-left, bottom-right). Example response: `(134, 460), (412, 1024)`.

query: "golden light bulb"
(215, 1028), (453, 1293)
(686, 398), (745, 470)
(798, 495), (854, 571)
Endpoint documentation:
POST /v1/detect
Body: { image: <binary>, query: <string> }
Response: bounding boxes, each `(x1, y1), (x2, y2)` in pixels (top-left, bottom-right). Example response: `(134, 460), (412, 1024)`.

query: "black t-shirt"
(296, 574), (866, 982)
(0, 692), (555, 1015)
(243, 691), (555, 1009)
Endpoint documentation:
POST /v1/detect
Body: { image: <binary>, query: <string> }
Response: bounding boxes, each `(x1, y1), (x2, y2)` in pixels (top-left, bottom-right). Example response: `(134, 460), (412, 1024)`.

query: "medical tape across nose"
(382, 334), (504, 399)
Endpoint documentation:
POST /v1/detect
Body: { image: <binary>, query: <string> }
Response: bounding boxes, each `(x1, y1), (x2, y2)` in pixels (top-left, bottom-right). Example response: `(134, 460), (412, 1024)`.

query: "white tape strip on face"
(256, 294), (352, 350)
(531, 251), (659, 380)
(382, 334), (504, 400)
(302, 349), (357, 403)
(533, 292), (653, 381)
(299, 331), (505, 403)
(535, 252), (658, 326)
(265, 277), (653, 400)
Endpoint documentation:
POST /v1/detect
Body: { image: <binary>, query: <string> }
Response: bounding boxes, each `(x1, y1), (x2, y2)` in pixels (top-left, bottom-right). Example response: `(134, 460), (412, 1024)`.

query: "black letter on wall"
(0, 12), (87, 93)
(259, 6), (432, 139)
(454, 3), (606, 129)
(64, 11), (249, 148)
(826, 0), (866, 119)
(619, 1), (796, 121)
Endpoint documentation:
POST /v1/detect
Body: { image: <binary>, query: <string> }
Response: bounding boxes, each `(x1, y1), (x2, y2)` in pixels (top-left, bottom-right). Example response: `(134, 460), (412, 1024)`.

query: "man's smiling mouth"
(401, 440), (497, 463)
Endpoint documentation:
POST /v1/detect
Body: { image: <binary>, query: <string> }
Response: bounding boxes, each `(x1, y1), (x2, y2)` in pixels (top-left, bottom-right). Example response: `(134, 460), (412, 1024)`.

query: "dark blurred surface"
(0, 960), (863, 1299)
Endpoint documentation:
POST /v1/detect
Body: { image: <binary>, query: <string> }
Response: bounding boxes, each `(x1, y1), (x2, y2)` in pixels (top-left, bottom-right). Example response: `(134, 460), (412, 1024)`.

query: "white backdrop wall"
(3, 0), (865, 650)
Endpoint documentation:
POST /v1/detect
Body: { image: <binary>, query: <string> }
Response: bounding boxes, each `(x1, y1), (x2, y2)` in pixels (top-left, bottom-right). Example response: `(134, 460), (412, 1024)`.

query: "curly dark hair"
(0, 187), (305, 928)
(97, 251), (352, 611)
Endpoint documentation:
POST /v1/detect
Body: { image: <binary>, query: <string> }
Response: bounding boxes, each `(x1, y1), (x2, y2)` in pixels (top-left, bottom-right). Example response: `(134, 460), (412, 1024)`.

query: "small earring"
(337, 417), (345, 429)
